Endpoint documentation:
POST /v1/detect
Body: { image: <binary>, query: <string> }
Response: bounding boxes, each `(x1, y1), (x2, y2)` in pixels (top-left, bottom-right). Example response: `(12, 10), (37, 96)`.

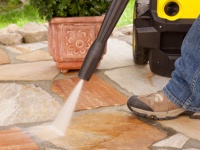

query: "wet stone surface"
(51, 75), (128, 111)
(27, 106), (167, 150)
(0, 127), (39, 150)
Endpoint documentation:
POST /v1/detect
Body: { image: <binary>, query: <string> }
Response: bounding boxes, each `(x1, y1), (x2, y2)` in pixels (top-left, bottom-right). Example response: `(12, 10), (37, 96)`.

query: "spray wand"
(78, 0), (129, 81)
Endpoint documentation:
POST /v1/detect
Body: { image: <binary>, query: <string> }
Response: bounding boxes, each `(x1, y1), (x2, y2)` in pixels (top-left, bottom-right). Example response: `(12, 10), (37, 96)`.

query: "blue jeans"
(163, 15), (200, 112)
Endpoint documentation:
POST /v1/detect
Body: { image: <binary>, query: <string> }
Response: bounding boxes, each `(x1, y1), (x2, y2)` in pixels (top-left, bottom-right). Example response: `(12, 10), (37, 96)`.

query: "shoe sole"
(127, 102), (200, 120)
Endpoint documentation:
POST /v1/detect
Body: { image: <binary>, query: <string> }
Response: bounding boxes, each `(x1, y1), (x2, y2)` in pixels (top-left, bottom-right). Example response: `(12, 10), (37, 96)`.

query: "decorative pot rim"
(50, 15), (105, 24)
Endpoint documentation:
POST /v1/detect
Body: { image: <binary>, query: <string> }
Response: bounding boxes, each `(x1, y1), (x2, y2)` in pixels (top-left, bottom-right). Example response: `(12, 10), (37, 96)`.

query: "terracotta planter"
(48, 16), (106, 73)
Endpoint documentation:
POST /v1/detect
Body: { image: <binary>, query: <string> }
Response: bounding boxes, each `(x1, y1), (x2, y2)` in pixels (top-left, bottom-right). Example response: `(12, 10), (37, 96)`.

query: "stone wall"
(0, 22), (48, 45)
(0, 22), (133, 46)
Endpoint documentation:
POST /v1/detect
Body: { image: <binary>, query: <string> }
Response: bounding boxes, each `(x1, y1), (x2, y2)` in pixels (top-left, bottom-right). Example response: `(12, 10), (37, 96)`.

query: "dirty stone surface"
(0, 24), (200, 150)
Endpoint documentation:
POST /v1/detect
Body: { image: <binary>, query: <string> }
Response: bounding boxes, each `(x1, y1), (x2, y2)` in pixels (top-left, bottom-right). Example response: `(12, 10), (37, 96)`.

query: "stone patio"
(0, 24), (200, 150)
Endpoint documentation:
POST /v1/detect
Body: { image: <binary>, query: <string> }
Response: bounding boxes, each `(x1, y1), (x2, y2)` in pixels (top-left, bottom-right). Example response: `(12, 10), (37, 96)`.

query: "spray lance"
(78, 0), (129, 81)
(52, 0), (130, 135)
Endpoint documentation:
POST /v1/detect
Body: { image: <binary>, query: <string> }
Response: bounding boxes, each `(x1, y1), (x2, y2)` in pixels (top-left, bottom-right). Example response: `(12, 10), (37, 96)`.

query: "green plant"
(0, 0), (22, 13)
(0, 4), (46, 29)
(117, 0), (134, 27)
(30, 0), (112, 21)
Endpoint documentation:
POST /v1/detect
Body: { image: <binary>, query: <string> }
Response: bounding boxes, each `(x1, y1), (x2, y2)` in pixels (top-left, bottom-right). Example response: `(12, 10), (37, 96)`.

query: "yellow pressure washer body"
(133, 0), (200, 77)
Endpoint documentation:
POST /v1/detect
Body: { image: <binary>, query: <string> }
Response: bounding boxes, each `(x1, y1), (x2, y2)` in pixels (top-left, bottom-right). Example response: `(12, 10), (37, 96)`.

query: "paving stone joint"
(0, 23), (199, 149)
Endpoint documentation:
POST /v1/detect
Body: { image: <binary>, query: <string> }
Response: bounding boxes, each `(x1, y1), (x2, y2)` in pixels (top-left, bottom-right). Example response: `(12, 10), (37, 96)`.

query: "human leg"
(127, 15), (200, 119)
(163, 15), (200, 112)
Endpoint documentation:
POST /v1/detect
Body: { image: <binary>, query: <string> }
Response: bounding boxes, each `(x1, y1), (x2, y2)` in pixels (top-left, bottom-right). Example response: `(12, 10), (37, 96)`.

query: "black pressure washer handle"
(78, 0), (129, 81)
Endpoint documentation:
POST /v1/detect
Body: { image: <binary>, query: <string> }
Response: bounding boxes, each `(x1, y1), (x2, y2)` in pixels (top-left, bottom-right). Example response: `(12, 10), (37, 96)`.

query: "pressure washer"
(79, 0), (200, 80)
(133, 0), (200, 77)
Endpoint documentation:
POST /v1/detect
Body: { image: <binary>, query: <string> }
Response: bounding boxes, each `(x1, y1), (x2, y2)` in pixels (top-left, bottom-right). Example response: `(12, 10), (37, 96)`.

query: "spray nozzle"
(78, 0), (129, 81)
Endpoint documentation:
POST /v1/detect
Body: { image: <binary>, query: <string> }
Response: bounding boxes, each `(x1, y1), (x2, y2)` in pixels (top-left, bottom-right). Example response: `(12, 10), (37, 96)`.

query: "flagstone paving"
(0, 48), (10, 65)
(0, 61), (60, 81)
(16, 50), (53, 62)
(51, 75), (128, 111)
(159, 116), (200, 141)
(153, 133), (189, 149)
(105, 65), (170, 95)
(97, 38), (133, 70)
(26, 106), (167, 150)
(0, 83), (61, 126)
(5, 42), (47, 54)
(0, 127), (39, 150)
(0, 27), (200, 149)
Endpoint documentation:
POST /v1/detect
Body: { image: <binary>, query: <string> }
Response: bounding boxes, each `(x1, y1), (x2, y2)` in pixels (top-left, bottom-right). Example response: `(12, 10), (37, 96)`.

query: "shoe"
(127, 91), (199, 120)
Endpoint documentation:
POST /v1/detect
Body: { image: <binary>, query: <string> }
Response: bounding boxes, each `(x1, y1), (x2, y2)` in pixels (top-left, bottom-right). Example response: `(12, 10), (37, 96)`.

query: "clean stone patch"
(97, 38), (133, 70)
(0, 61), (60, 81)
(16, 50), (53, 62)
(0, 48), (10, 65)
(105, 65), (170, 95)
(5, 42), (48, 54)
(51, 75), (128, 111)
(153, 133), (189, 149)
(0, 83), (61, 126)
